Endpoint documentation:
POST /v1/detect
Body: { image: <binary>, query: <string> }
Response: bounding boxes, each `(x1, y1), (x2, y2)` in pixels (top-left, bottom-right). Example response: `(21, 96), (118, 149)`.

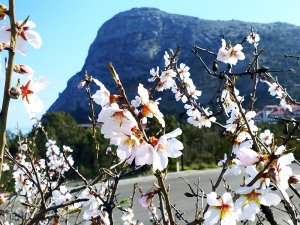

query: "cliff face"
(48, 7), (300, 123)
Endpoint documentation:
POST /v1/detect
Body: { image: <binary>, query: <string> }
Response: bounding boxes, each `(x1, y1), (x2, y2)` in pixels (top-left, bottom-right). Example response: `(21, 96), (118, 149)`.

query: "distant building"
(254, 105), (300, 124)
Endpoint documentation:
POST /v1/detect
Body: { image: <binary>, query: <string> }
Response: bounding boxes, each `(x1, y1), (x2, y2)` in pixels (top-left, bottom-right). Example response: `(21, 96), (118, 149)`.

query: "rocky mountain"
(48, 7), (300, 123)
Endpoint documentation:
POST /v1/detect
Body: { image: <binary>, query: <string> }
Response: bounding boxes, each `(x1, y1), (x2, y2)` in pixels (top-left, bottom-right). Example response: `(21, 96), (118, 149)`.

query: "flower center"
(21, 80), (33, 104)
(124, 137), (136, 148)
(244, 190), (261, 204)
(214, 204), (232, 219)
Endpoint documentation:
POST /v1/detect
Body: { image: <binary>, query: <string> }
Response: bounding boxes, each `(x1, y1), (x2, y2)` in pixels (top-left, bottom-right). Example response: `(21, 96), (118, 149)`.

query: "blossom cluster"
(79, 183), (110, 224)
(263, 80), (293, 111)
(0, 15), (46, 119)
(4, 138), (76, 223)
(46, 139), (74, 176)
(148, 50), (216, 129)
(204, 32), (296, 225)
(92, 78), (183, 171)
(2, 3), (300, 224)
(142, 31), (299, 225)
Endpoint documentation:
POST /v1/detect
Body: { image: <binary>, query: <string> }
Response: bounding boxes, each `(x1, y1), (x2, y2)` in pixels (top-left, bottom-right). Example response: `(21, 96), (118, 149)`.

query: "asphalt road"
(114, 165), (300, 225)
(10, 165), (300, 224)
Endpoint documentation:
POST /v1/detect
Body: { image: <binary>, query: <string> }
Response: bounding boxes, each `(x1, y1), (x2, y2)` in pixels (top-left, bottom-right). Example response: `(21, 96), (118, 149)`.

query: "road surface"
(114, 165), (300, 224)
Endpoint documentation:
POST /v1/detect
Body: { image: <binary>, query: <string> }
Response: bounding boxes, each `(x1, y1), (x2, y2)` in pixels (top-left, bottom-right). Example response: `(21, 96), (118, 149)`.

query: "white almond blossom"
(204, 192), (236, 225)
(236, 147), (259, 167)
(234, 186), (280, 222)
(0, 20), (42, 55)
(97, 103), (137, 138)
(164, 50), (175, 67)
(247, 32), (260, 46)
(52, 185), (72, 206)
(280, 98), (292, 112)
(110, 131), (153, 166)
(217, 39), (245, 66)
(269, 82), (284, 97)
(217, 154), (241, 175)
(270, 147), (294, 190)
(92, 79), (111, 107)
(121, 208), (137, 225)
(172, 86), (188, 103)
(150, 128), (183, 171)
(232, 136), (253, 154)
(148, 67), (160, 82)
(245, 165), (270, 189)
(264, 81), (284, 98)
(259, 129), (273, 146)
(132, 84), (165, 127)
(177, 63), (190, 80)
(221, 86), (243, 116)
(20, 77), (47, 118)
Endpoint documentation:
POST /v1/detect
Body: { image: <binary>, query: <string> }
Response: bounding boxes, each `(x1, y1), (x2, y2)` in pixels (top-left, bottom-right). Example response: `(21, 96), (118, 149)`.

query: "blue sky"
(3, 0), (300, 133)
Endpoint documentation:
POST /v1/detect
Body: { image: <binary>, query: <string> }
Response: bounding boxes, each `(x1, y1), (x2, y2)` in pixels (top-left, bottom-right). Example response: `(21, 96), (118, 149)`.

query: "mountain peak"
(48, 8), (300, 123)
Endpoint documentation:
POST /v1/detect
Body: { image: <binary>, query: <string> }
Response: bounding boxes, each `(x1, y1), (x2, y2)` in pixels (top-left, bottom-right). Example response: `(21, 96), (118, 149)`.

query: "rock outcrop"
(48, 7), (300, 123)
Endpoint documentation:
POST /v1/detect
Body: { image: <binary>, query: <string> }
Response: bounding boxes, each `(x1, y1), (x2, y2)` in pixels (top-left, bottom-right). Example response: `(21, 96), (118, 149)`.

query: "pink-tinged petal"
(154, 112), (165, 128)
(166, 139), (183, 158)
(235, 51), (245, 60)
(92, 78), (102, 86)
(245, 165), (258, 177)
(204, 208), (220, 225)
(275, 145), (285, 155)
(164, 128), (182, 139)
(0, 24), (10, 43)
(233, 44), (243, 51)
(235, 186), (252, 195)
(117, 148), (131, 161)
(25, 30), (42, 49)
(110, 136), (122, 146)
(221, 192), (233, 205)
(29, 77), (47, 93)
(221, 214), (236, 225)
(221, 39), (226, 48)
(24, 94), (43, 114)
(206, 192), (221, 206)
(137, 83), (149, 104)
(236, 148), (259, 166)
(227, 57), (238, 66)
(278, 153), (294, 166)
(217, 49), (229, 62)
(135, 143), (153, 166)
(243, 202), (259, 221)
(245, 111), (256, 119)
(259, 192), (281, 206)
(152, 151), (168, 171)
(16, 39), (27, 55)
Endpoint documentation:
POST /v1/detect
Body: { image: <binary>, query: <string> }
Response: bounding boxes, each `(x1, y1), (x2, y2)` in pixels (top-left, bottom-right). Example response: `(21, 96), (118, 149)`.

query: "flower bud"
(9, 86), (21, 99)
(0, 43), (9, 52)
(20, 143), (28, 152)
(0, 4), (8, 20)
(13, 64), (34, 75)
(77, 80), (86, 89)
(288, 175), (300, 184)
(212, 61), (218, 72)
